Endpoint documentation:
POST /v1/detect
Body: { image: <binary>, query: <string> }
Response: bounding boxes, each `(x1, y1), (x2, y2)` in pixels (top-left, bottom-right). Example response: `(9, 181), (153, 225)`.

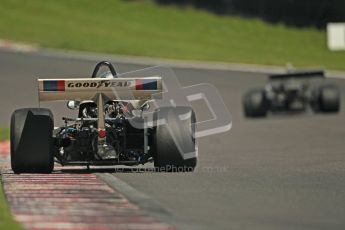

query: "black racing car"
(243, 70), (340, 117)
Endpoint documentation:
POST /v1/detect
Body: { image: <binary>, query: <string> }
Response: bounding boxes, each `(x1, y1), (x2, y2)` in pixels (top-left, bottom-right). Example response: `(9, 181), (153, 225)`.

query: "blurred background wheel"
(243, 89), (268, 117)
(319, 85), (340, 113)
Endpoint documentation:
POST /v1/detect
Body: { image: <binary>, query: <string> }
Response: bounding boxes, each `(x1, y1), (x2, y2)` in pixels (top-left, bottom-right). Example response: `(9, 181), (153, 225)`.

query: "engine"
(54, 100), (147, 165)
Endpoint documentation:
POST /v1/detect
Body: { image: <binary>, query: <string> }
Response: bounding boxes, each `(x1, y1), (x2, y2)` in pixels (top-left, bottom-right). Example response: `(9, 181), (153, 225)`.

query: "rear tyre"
(152, 106), (197, 172)
(11, 108), (54, 173)
(319, 85), (340, 113)
(243, 89), (268, 117)
(311, 85), (340, 113)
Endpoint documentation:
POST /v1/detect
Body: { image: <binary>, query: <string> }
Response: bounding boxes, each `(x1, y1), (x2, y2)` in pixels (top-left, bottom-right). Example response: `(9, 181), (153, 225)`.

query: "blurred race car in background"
(243, 70), (340, 117)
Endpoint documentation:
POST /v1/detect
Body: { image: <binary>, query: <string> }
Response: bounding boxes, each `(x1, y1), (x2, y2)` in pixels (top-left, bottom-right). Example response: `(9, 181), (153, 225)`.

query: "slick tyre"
(318, 85), (340, 113)
(152, 106), (197, 172)
(11, 108), (54, 173)
(243, 89), (268, 117)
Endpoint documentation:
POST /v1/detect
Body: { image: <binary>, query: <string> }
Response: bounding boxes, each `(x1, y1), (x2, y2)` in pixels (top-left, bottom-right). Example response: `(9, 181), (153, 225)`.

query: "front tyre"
(11, 108), (54, 173)
(152, 106), (197, 172)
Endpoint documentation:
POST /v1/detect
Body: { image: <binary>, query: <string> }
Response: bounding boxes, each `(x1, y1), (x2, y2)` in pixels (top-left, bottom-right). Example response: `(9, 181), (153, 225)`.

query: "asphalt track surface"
(1, 49), (345, 230)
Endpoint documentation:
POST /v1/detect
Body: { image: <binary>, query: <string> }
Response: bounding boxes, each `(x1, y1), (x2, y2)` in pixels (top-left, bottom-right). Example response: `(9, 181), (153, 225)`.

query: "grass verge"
(0, 183), (22, 230)
(0, 0), (344, 70)
(0, 128), (9, 142)
(0, 128), (21, 229)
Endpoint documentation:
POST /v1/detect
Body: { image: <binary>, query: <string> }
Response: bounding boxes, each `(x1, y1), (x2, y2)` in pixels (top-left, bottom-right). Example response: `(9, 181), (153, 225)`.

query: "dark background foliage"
(154, 0), (345, 28)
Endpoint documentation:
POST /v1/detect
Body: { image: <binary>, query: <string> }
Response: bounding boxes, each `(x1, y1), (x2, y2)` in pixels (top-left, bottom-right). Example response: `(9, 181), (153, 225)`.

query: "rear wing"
(269, 70), (325, 80)
(38, 77), (162, 101)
